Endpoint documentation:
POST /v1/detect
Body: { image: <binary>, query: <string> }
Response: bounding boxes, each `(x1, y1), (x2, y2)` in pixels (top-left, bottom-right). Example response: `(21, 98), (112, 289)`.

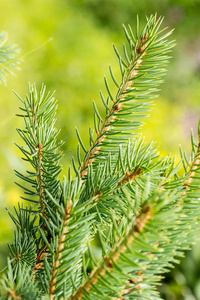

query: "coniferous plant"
(1, 14), (200, 299)
(0, 32), (21, 84)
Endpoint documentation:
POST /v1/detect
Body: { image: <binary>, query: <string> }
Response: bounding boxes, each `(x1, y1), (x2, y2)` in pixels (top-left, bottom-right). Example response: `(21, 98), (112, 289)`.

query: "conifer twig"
(80, 35), (150, 178)
(49, 200), (73, 297)
(69, 204), (152, 300)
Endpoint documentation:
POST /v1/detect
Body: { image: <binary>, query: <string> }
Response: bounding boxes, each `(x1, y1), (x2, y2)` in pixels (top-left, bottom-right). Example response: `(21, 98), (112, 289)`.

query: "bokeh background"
(0, 0), (200, 299)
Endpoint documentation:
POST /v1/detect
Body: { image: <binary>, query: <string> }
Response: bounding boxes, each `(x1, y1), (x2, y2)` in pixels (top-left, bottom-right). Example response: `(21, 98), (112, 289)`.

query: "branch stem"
(49, 200), (73, 298)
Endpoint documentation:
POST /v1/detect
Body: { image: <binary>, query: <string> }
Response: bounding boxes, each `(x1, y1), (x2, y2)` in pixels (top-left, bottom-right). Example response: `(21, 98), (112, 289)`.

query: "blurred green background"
(0, 0), (200, 299)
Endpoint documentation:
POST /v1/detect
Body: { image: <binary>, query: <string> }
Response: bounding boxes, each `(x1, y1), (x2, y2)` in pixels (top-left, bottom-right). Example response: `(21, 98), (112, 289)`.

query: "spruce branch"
(69, 183), (190, 300)
(0, 32), (21, 84)
(32, 176), (96, 299)
(12, 84), (64, 287)
(183, 134), (200, 189)
(2, 14), (200, 300)
(4, 203), (38, 271)
(80, 135), (176, 223)
(75, 174), (199, 300)
(165, 126), (200, 205)
(69, 201), (152, 300)
(14, 83), (63, 216)
(78, 15), (175, 178)
(0, 258), (39, 300)
(75, 126), (200, 299)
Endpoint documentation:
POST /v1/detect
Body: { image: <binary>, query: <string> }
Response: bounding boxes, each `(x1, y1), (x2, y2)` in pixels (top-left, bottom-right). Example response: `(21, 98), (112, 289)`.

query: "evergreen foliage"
(0, 32), (21, 84)
(1, 14), (200, 300)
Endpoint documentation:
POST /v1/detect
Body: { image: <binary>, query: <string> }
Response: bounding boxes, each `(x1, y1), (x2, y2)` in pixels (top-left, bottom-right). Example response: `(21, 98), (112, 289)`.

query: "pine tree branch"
(81, 136), (172, 223)
(184, 140), (200, 188)
(13, 84), (64, 288)
(3, 14), (200, 300)
(0, 32), (21, 84)
(165, 131), (200, 203)
(15, 84), (63, 217)
(69, 203), (152, 300)
(5, 204), (37, 271)
(0, 258), (39, 299)
(33, 177), (95, 298)
(78, 15), (175, 178)
(73, 171), (200, 300)
(80, 32), (149, 178)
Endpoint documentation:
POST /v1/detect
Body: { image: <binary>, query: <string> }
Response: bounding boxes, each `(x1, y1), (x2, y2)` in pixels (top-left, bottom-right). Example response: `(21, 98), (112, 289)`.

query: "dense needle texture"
(1, 14), (200, 300)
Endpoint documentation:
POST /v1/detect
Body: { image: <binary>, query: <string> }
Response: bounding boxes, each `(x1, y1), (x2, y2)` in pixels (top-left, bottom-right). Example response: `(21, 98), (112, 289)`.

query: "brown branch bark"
(8, 290), (21, 300)
(49, 199), (73, 299)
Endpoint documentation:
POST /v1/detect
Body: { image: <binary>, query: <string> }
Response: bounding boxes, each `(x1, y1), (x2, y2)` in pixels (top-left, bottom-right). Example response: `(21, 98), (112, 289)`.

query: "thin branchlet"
(14, 85), (63, 278)
(37, 142), (45, 212)
(8, 289), (22, 300)
(34, 247), (48, 273)
(178, 141), (200, 201)
(184, 141), (200, 187)
(91, 166), (143, 204)
(117, 167), (143, 186)
(49, 199), (73, 298)
(30, 101), (46, 216)
(80, 35), (150, 178)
